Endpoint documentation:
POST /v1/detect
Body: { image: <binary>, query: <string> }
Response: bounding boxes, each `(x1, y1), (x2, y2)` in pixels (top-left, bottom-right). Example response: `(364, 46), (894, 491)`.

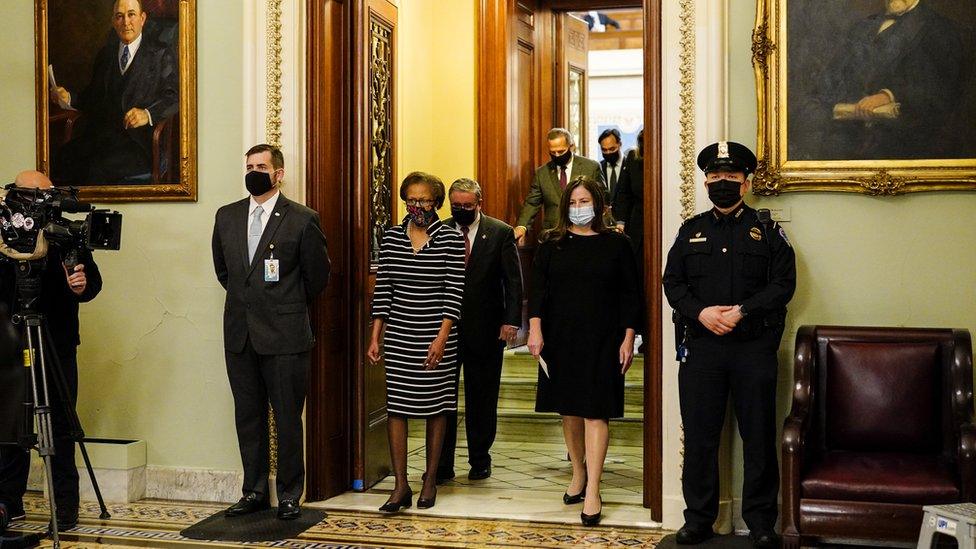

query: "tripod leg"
(39, 325), (109, 519)
(24, 329), (59, 548)
(77, 442), (109, 519)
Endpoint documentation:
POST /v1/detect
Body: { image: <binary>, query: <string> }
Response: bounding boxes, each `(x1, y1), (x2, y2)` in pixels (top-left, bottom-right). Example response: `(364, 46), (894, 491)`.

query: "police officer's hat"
(696, 141), (758, 176)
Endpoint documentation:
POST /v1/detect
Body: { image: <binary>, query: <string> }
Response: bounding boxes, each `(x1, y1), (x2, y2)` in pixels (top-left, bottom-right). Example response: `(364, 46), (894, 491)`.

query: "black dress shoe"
(563, 490), (584, 505)
(277, 500), (301, 520)
(378, 490), (413, 513)
(580, 498), (602, 526)
(416, 488), (437, 509)
(467, 465), (491, 480)
(4, 502), (26, 521)
(225, 493), (270, 517)
(676, 524), (713, 545)
(750, 530), (780, 549)
(56, 509), (79, 530)
(562, 474), (587, 504)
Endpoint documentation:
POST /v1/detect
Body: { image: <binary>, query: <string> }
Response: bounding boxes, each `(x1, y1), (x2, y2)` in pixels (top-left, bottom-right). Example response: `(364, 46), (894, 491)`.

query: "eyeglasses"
(405, 199), (436, 207)
(451, 203), (478, 211)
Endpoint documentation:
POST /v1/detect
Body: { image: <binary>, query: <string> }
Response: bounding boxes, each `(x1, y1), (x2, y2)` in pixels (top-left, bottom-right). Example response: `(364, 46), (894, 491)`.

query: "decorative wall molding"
(243, 0), (306, 203)
(265, 0), (283, 147)
(678, 0), (696, 220)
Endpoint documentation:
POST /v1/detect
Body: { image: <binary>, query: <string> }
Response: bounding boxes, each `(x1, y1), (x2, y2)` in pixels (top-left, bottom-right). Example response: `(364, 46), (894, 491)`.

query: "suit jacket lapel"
(570, 155), (585, 180)
(470, 218), (491, 267)
(122, 43), (150, 105)
(247, 196), (291, 275)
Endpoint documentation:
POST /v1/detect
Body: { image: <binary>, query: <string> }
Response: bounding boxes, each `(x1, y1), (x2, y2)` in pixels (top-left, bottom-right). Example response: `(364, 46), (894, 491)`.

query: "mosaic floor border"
(10, 494), (668, 548)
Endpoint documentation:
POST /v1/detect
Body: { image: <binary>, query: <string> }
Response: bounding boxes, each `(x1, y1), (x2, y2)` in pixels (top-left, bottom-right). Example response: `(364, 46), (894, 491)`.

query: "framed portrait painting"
(35, 0), (196, 201)
(752, 0), (976, 195)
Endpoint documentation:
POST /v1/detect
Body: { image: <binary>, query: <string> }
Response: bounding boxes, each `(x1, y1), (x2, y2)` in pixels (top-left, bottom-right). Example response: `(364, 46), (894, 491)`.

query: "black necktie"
(609, 166), (618, 191)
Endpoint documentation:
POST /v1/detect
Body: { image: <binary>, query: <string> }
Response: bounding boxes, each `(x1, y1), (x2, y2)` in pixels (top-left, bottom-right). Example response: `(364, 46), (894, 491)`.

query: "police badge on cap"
(696, 141), (758, 176)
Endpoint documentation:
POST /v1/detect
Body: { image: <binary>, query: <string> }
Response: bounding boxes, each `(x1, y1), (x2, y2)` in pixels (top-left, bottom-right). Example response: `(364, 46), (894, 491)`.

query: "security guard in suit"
(663, 142), (796, 548)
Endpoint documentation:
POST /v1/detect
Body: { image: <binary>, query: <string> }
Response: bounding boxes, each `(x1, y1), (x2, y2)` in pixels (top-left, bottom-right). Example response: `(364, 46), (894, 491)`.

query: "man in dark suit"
(436, 179), (523, 482)
(514, 128), (603, 245)
(613, 130), (644, 261)
(50, 0), (179, 184)
(0, 171), (102, 531)
(598, 128), (625, 205)
(794, 0), (967, 160)
(212, 144), (330, 520)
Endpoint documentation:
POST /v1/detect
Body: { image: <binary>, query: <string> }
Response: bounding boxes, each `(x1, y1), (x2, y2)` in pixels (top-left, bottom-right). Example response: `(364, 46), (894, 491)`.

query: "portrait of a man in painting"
(40, 0), (195, 200)
(786, 0), (976, 161)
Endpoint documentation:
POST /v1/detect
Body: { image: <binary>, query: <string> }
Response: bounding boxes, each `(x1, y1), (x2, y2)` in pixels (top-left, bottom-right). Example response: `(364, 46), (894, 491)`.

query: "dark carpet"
(180, 507), (327, 542)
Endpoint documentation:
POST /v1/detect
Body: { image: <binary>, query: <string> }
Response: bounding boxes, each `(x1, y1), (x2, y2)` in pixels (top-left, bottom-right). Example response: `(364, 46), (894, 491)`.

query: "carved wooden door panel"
(354, 0), (397, 492)
(556, 13), (589, 155)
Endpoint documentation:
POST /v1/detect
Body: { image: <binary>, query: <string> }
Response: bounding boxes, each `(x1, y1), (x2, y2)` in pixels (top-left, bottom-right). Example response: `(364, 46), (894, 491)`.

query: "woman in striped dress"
(367, 172), (466, 512)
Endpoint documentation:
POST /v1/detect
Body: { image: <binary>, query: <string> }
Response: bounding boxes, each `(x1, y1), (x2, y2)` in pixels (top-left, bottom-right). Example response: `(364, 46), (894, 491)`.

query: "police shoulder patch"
(778, 226), (792, 247)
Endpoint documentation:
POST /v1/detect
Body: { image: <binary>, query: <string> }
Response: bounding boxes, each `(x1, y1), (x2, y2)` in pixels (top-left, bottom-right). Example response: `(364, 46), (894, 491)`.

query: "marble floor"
(372, 438), (644, 504)
(7, 492), (668, 548)
(323, 438), (655, 529)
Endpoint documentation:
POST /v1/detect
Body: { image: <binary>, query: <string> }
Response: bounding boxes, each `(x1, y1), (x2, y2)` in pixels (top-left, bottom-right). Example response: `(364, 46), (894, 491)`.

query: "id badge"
(264, 258), (280, 282)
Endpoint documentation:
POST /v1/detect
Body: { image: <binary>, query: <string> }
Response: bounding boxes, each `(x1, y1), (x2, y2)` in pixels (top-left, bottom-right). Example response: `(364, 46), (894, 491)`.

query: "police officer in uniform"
(663, 142), (795, 547)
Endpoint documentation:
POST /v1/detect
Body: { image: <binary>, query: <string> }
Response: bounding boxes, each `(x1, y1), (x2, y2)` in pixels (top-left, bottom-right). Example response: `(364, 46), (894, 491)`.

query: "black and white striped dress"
(372, 218), (466, 417)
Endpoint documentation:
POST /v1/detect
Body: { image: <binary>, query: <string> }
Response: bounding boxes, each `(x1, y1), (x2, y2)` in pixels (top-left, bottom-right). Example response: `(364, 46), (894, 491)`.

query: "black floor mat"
(180, 507), (327, 542)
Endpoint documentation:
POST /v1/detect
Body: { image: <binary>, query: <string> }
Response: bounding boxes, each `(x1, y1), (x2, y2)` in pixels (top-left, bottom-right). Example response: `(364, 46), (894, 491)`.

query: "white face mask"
(569, 205), (596, 227)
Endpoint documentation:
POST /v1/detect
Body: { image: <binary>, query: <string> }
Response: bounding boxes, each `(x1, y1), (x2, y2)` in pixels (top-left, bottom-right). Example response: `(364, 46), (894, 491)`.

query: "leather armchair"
(782, 326), (975, 547)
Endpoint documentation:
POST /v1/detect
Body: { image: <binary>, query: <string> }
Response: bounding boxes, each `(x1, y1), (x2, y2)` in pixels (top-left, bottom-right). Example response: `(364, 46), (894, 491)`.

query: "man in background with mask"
(513, 128), (603, 245)
(212, 144), (330, 521)
(437, 179), (523, 483)
(597, 129), (625, 205)
(662, 142), (795, 548)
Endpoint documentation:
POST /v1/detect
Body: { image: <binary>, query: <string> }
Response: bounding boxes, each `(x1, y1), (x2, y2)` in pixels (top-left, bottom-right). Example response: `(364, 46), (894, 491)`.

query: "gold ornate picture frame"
(752, 0), (976, 196)
(35, 0), (197, 201)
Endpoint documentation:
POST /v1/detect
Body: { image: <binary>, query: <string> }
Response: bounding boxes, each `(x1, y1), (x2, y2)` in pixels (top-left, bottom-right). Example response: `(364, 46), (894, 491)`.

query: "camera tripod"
(11, 260), (109, 549)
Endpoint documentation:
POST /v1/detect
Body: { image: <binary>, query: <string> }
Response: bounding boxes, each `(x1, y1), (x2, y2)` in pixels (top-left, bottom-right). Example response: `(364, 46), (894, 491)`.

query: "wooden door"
(306, 0), (353, 501)
(352, 0), (397, 491)
(479, 0), (553, 343)
(556, 13), (589, 155)
(477, 0), (663, 522)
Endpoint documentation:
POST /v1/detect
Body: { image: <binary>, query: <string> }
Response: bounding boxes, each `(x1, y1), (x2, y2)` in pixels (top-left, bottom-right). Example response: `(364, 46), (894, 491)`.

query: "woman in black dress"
(527, 176), (640, 526)
(368, 172), (466, 512)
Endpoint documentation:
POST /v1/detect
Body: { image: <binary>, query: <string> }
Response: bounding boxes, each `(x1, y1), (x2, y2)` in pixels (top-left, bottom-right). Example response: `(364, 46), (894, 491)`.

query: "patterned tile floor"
(373, 439), (644, 505)
(7, 493), (668, 548)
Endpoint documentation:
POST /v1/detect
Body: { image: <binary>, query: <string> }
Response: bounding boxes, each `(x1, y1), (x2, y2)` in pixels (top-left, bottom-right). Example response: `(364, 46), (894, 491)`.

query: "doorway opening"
(363, 2), (652, 520)
(305, 0), (663, 526)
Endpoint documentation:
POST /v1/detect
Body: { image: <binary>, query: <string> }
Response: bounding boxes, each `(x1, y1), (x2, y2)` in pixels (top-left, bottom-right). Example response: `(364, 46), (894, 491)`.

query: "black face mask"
(550, 150), (572, 167)
(245, 170), (275, 196)
(603, 151), (620, 165)
(451, 206), (477, 226)
(707, 179), (743, 209)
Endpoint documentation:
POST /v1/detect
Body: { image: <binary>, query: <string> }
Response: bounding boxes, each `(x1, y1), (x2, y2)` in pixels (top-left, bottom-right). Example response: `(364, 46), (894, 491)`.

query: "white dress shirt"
(461, 211), (482, 254)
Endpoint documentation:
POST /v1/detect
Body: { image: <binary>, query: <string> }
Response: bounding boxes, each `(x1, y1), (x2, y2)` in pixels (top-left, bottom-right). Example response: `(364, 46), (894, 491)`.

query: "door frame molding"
(306, 0), (354, 501)
(476, 0), (663, 521)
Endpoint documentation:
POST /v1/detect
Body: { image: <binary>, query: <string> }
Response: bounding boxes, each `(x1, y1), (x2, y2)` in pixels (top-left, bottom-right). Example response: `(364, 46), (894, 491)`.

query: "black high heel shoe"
(562, 473), (587, 505)
(417, 488), (437, 509)
(580, 497), (602, 526)
(379, 489), (413, 513)
(563, 490), (584, 505)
